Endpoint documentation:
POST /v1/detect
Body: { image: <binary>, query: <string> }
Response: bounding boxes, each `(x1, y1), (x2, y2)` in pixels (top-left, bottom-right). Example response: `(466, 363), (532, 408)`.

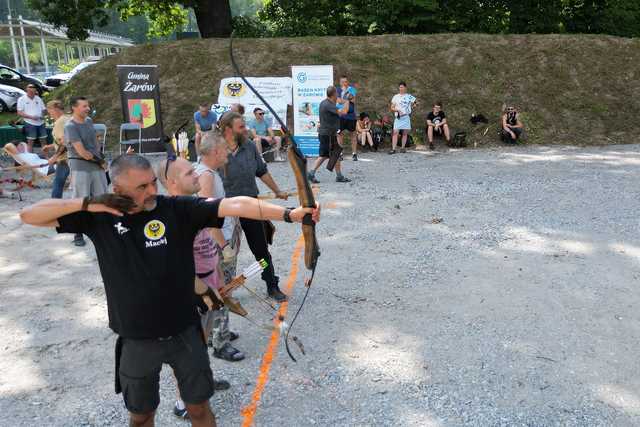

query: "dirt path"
(1, 144), (639, 426)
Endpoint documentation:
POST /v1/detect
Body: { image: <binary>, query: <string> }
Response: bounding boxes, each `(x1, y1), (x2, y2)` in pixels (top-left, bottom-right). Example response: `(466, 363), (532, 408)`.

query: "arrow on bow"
(229, 32), (321, 362)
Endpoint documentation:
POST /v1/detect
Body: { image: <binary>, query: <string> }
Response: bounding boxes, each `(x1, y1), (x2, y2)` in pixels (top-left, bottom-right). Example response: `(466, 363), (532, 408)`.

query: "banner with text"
(217, 77), (292, 130)
(117, 65), (164, 152)
(291, 65), (333, 156)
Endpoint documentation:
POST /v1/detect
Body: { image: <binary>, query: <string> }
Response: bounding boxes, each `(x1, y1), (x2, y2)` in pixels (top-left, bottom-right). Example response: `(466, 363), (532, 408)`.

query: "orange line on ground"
(240, 235), (305, 427)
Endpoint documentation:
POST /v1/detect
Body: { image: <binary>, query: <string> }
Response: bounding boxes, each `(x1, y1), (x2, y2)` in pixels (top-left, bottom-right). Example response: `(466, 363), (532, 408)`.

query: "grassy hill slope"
(55, 34), (640, 148)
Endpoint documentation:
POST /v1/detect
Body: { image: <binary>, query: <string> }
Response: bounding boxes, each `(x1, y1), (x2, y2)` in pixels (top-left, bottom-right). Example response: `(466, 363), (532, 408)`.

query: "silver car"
(0, 83), (25, 113)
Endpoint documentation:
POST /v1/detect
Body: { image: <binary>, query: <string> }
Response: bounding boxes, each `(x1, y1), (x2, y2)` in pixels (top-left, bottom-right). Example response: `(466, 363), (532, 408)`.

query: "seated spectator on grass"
(230, 103), (245, 115)
(248, 108), (283, 161)
(426, 102), (451, 149)
(356, 112), (375, 151)
(194, 102), (217, 155)
(502, 105), (524, 144)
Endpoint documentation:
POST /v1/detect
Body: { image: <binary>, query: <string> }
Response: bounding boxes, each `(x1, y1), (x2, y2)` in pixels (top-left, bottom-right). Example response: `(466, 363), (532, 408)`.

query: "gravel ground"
(1, 144), (639, 426)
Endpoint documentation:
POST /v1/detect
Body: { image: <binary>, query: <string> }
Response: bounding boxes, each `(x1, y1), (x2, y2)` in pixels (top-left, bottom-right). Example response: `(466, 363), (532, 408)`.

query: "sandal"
(213, 343), (245, 362)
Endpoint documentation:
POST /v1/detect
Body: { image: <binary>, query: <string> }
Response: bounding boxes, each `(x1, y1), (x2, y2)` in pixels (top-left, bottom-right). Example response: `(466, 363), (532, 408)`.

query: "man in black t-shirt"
(19, 153), (320, 427)
(426, 102), (451, 150)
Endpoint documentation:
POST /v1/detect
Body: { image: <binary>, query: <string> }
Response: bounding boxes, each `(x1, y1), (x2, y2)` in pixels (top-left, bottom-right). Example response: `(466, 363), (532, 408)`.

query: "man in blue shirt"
(247, 108), (283, 161)
(336, 76), (359, 161)
(194, 102), (217, 154)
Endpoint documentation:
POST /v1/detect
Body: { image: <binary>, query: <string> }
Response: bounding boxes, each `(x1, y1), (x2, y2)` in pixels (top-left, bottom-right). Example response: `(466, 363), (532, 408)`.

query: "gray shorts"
(117, 325), (214, 414)
(72, 170), (108, 198)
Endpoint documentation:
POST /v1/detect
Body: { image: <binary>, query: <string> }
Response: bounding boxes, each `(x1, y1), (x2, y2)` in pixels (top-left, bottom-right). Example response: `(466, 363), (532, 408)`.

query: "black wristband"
(283, 208), (293, 223)
(81, 197), (91, 211)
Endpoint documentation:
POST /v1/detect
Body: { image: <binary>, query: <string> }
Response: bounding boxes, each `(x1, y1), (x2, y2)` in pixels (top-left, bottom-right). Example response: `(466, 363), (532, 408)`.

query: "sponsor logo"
(223, 81), (245, 97)
(113, 222), (129, 235)
(296, 72), (307, 84)
(127, 99), (157, 128)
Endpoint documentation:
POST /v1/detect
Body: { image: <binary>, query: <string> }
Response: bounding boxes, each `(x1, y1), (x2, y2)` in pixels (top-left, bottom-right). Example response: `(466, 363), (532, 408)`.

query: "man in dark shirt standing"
(307, 86), (351, 184)
(19, 153), (320, 427)
(217, 112), (291, 302)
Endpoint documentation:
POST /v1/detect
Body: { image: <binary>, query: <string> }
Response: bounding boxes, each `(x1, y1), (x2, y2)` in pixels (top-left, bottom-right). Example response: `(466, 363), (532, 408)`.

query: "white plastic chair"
(93, 123), (107, 154)
(119, 123), (142, 154)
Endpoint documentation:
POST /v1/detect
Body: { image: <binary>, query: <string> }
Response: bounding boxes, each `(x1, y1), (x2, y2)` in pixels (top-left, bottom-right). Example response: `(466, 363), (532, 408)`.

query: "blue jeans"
(51, 161), (69, 198)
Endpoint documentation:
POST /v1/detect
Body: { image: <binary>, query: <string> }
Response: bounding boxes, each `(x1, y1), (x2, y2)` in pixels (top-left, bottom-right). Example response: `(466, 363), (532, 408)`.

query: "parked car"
(46, 61), (98, 87)
(0, 64), (49, 95)
(0, 83), (25, 113)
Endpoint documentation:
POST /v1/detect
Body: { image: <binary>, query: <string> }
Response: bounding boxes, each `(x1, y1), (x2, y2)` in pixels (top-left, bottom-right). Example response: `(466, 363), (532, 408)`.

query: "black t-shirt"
(56, 195), (224, 339)
(427, 111), (446, 125)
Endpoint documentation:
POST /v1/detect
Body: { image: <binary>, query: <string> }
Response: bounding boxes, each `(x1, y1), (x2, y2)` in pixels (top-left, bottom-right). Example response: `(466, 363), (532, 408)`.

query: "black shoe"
(307, 172), (320, 184)
(213, 379), (231, 391)
(399, 148), (406, 153)
(213, 343), (245, 362)
(229, 331), (239, 341)
(73, 234), (86, 247)
(429, 142), (435, 150)
(173, 403), (189, 419)
(336, 175), (351, 183)
(267, 285), (288, 302)
(388, 150), (396, 155)
(352, 153), (358, 161)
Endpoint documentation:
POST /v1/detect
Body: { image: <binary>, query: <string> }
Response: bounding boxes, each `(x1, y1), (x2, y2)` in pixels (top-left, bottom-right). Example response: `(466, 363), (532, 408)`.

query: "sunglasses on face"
(256, 113), (264, 116)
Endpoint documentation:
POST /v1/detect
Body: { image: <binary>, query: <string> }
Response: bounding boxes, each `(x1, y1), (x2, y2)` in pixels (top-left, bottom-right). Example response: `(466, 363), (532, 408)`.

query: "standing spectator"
(247, 108), (283, 160)
(502, 105), (524, 144)
(389, 82), (417, 154)
(217, 112), (290, 302)
(194, 102), (217, 155)
(336, 76), (359, 161)
(43, 100), (71, 198)
(65, 96), (107, 247)
(356, 112), (375, 151)
(16, 83), (47, 152)
(426, 102), (451, 149)
(307, 86), (351, 184)
(196, 131), (245, 362)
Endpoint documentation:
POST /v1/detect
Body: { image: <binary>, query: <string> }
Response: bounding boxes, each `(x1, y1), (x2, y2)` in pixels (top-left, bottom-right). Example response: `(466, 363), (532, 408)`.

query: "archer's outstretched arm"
(218, 197), (320, 224)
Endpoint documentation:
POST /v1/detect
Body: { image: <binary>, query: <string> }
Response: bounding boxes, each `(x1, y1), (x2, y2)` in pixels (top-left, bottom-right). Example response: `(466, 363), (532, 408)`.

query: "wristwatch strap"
(283, 208), (293, 223)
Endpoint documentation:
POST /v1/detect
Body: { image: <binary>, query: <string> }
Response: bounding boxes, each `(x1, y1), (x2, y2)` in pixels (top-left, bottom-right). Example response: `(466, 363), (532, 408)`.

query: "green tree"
(27, 0), (232, 40)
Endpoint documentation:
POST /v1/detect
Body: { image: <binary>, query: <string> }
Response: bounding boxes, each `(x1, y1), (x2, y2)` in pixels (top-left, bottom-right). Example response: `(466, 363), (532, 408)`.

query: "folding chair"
(1, 142), (54, 199)
(93, 123), (107, 154)
(119, 123), (142, 154)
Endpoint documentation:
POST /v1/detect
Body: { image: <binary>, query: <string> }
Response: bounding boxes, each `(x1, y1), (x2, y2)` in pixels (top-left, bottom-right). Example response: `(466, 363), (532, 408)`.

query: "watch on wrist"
(283, 208), (293, 223)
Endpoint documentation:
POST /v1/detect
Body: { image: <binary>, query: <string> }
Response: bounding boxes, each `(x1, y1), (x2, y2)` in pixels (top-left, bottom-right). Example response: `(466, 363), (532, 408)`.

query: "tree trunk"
(192, 0), (232, 38)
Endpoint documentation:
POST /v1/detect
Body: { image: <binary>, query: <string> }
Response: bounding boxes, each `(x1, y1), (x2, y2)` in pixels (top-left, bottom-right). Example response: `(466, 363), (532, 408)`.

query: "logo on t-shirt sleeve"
(144, 220), (167, 248)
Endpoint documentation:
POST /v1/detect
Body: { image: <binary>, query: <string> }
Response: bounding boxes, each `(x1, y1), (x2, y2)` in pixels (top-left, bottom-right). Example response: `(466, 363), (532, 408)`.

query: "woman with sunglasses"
(502, 105), (524, 144)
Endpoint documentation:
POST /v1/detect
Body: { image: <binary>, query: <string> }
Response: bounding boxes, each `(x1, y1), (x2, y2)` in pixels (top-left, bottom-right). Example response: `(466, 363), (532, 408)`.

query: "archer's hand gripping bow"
(229, 33), (321, 362)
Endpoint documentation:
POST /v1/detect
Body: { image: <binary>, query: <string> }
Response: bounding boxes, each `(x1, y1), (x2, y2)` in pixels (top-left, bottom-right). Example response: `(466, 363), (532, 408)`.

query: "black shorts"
(318, 134), (338, 158)
(339, 118), (356, 132)
(259, 137), (272, 151)
(117, 324), (213, 414)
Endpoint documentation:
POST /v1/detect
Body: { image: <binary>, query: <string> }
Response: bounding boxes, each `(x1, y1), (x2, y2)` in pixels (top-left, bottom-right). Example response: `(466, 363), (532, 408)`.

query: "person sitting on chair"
(247, 108), (283, 161)
(502, 105), (524, 144)
(356, 112), (375, 151)
(194, 102), (217, 155)
(426, 102), (451, 149)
